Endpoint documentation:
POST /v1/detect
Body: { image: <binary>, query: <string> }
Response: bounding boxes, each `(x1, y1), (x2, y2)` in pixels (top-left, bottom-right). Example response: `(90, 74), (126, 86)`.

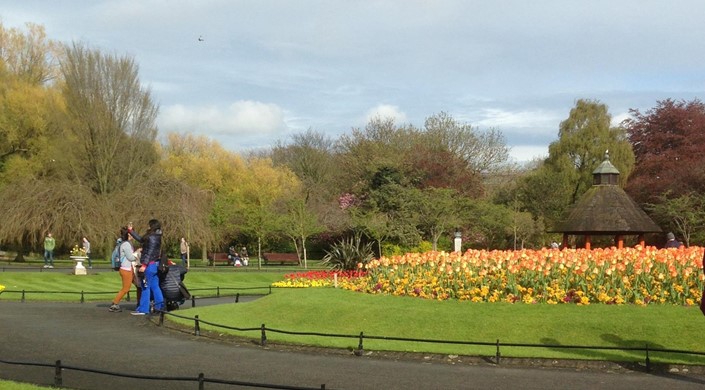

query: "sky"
(3, 1), (705, 163)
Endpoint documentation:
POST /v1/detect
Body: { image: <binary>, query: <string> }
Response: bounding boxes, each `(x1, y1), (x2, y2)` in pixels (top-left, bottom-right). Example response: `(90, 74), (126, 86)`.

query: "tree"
(514, 100), (635, 231)
(280, 193), (325, 268)
(645, 192), (705, 247)
(236, 157), (300, 268)
(0, 40), (169, 255)
(546, 99), (634, 205)
(423, 111), (509, 175)
(161, 132), (248, 250)
(416, 187), (464, 251)
(0, 68), (63, 181)
(61, 43), (158, 195)
(334, 117), (413, 195)
(0, 22), (63, 180)
(624, 99), (705, 205)
(271, 128), (336, 204)
(0, 21), (62, 85)
(465, 200), (513, 249)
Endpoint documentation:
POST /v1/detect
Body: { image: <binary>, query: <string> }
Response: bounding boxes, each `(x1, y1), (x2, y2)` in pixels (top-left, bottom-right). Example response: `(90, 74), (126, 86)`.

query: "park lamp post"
(454, 230), (462, 253)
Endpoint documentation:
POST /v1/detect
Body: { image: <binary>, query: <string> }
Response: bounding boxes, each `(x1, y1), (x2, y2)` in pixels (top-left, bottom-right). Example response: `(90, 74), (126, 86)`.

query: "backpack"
(111, 239), (125, 271)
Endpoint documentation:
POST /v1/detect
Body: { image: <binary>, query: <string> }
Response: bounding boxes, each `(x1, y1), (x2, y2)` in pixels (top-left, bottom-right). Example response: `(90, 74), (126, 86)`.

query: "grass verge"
(172, 287), (705, 365)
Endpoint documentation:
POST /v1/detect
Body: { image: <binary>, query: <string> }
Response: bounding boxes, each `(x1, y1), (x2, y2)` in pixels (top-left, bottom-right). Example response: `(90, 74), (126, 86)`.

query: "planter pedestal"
(70, 256), (88, 275)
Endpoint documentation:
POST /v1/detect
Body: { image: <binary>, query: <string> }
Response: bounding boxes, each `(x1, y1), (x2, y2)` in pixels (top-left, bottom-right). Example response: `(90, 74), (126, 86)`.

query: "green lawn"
(3, 271), (705, 365)
(0, 380), (59, 390)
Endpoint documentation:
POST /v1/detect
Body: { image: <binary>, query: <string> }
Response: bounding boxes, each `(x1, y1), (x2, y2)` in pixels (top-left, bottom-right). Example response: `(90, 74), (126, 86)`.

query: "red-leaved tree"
(623, 99), (705, 205)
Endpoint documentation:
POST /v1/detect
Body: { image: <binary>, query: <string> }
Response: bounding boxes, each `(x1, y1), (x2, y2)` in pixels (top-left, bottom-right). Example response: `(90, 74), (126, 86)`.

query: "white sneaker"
(43, 265), (49, 268)
(48, 265), (54, 269)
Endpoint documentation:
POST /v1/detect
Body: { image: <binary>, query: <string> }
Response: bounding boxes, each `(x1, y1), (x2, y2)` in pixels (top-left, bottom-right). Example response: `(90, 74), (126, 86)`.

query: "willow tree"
(545, 99), (634, 205)
(160, 132), (249, 255)
(0, 21), (62, 85)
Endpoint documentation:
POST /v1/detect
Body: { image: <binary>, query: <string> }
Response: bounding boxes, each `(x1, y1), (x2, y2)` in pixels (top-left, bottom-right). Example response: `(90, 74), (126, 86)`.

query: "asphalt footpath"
(3, 298), (705, 390)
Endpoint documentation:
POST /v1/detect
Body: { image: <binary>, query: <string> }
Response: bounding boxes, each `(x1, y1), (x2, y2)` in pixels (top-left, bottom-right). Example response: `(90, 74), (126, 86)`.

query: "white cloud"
(475, 108), (559, 130)
(508, 145), (549, 164)
(611, 112), (632, 127)
(158, 101), (287, 136)
(363, 104), (408, 124)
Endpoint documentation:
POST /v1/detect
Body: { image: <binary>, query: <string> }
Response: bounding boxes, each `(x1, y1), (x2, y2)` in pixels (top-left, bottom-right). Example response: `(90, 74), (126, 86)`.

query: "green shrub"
(322, 235), (374, 270)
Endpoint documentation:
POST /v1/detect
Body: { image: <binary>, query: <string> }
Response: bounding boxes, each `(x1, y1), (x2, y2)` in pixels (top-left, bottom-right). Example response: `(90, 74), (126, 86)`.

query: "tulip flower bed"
(272, 270), (366, 288)
(339, 246), (705, 306)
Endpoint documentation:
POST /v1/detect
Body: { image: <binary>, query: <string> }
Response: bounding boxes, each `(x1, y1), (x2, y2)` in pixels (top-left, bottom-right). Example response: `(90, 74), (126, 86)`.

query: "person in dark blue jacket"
(665, 232), (682, 248)
(128, 219), (165, 315)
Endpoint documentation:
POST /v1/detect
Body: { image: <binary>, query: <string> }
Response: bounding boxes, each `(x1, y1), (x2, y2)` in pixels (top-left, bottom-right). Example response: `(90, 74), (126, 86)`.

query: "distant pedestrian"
(43, 232), (55, 268)
(82, 237), (92, 268)
(240, 246), (249, 266)
(665, 232), (682, 249)
(180, 237), (189, 268)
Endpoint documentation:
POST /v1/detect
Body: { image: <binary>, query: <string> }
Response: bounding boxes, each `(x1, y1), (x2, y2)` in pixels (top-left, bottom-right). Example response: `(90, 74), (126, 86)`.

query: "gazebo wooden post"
(638, 234), (645, 247)
(615, 235), (624, 249)
(561, 233), (569, 249)
(584, 234), (591, 250)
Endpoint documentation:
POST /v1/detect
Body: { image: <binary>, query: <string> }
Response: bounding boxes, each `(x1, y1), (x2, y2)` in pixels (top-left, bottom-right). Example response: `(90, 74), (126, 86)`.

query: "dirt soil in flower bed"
(157, 318), (705, 376)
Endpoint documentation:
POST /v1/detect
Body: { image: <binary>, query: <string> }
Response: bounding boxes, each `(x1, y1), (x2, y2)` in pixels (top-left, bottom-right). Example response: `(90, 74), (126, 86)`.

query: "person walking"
(128, 219), (165, 315)
(180, 237), (189, 268)
(43, 232), (55, 268)
(82, 237), (92, 268)
(109, 227), (140, 313)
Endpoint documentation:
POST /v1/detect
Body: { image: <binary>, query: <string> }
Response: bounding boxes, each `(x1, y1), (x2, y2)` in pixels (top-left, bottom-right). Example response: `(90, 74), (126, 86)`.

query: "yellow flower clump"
(70, 245), (87, 257)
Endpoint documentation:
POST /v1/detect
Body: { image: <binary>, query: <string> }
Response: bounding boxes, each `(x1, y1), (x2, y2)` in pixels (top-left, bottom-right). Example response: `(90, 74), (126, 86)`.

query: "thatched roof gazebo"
(550, 151), (661, 249)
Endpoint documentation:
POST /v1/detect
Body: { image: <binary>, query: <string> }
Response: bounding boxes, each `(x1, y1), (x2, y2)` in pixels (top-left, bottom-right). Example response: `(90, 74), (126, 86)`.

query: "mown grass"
(0, 270), (285, 301)
(3, 271), (705, 364)
(0, 380), (59, 390)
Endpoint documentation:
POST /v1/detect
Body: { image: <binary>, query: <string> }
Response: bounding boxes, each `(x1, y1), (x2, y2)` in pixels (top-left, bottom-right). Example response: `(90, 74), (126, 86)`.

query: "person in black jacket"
(128, 219), (165, 315)
(159, 257), (189, 311)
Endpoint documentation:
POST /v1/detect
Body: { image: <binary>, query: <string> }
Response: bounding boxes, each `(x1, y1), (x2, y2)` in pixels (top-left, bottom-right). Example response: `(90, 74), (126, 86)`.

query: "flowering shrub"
(339, 246), (705, 306)
(70, 245), (87, 257)
(272, 270), (367, 288)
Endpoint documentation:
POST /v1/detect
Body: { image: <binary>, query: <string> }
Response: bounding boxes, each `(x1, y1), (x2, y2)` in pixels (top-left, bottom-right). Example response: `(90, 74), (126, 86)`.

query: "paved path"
(2, 300), (705, 390)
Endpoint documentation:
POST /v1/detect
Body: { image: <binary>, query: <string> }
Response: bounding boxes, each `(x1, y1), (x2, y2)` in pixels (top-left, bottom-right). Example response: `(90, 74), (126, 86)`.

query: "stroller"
(158, 258), (191, 311)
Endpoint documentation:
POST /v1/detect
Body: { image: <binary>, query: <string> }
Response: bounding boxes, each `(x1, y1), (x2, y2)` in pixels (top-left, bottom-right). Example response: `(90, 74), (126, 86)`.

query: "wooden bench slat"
(263, 252), (299, 265)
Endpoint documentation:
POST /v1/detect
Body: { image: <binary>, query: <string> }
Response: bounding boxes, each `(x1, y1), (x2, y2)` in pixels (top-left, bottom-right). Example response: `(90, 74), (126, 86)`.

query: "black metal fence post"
(354, 332), (364, 356)
(194, 315), (201, 336)
(126, 291), (131, 302)
(496, 339), (501, 364)
(159, 311), (165, 326)
(236, 292), (240, 303)
(198, 372), (205, 390)
(217, 286), (220, 297)
(54, 360), (62, 387)
(261, 323), (267, 346)
(645, 344), (651, 372)
(191, 295), (196, 308)
(21, 289), (25, 302)
(80, 290), (85, 303)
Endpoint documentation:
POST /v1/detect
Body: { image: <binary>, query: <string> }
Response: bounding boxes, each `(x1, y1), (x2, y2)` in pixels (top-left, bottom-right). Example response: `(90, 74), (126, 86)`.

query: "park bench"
(207, 252), (230, 266)
(263, 252), (300, 265)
